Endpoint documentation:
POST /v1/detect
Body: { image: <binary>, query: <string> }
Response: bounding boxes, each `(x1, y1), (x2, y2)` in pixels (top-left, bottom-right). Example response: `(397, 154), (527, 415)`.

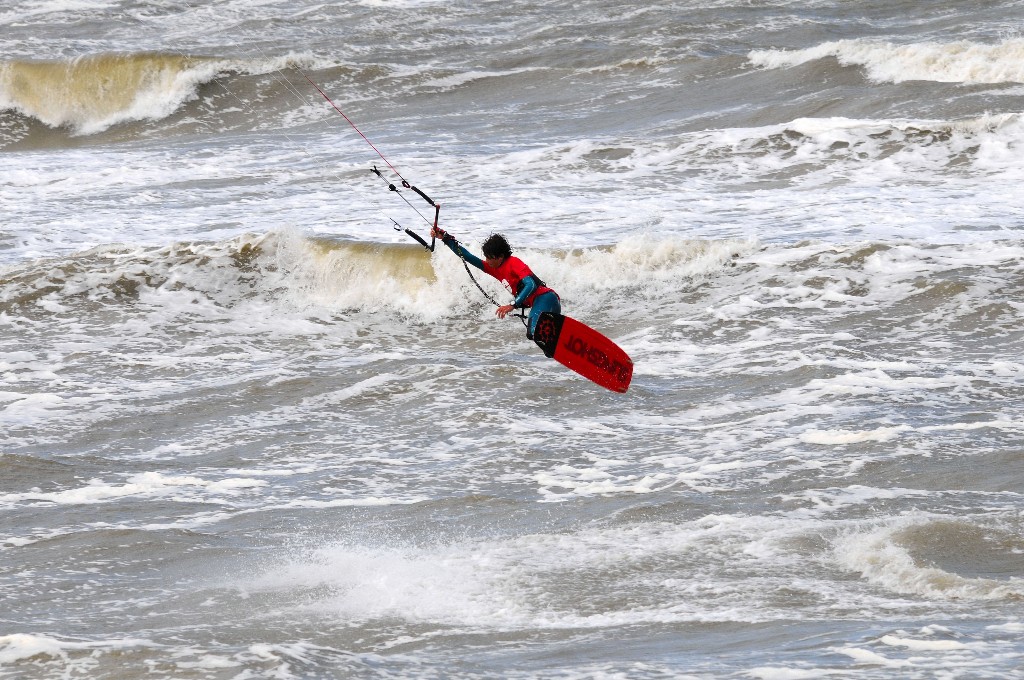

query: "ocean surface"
(2, 1), (1024, 678)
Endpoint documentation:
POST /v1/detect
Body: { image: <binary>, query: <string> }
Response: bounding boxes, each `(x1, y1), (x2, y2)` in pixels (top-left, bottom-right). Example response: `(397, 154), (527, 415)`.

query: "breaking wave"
(834, 516), (1024, 601)
(3, 230), (1024, 359)
(0, 51), (332, 139)
(749, 38), (1024, 85)
(0, 231), (752, 322)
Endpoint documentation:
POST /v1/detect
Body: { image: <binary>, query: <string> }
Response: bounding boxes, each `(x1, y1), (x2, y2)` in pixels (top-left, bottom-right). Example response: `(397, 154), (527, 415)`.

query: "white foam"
(422, 67), (544, 91)
(800, 426), (909, 445)
(836, 647), (910, 667)
(535, 466), (668, 499)
(0, 393), (67, 427)
(0, 471), (268, 507)
(0, 633), (154, 664)
(748, 667), (836, 679)
(353, 0), (448, 6)
(0, 634), (68, 664)
(244, 514), (868, 630)
(264, 496), (429, 509)
(879, 635), (970, 651)
(174, 654), (242, 670)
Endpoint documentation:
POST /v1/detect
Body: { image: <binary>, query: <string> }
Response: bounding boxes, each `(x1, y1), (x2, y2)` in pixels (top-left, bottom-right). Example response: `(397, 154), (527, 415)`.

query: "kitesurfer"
(430, 228), (560, 339)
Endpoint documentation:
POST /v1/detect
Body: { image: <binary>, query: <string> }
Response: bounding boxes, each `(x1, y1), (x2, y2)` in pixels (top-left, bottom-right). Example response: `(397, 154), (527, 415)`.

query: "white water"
(3, 1), (1024, 678)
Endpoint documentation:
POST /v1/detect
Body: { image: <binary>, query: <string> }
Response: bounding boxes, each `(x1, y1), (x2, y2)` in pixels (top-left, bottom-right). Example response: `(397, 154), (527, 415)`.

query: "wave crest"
(0, 231), (750, 321)
(835, 516), (1024, 601)
(749, 38), (1024, 84)
(0, 51), (326, 136)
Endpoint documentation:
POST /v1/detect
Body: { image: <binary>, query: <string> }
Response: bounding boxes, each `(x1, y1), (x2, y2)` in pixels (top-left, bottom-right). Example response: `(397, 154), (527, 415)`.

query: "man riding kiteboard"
(430, 228), (561, 340)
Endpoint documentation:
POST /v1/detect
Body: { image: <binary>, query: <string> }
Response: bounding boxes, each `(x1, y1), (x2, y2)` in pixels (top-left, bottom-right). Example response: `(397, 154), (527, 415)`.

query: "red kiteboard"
(532, 312), (633, 393)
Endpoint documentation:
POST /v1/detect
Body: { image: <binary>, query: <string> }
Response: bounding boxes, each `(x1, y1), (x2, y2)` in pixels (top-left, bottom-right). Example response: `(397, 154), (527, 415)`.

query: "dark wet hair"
(481, 233), (512, 260)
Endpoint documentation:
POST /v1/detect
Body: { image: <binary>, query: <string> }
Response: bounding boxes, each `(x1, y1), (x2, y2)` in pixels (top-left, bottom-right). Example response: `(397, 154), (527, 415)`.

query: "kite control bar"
(371, 166), (440, 252)
(294, 69), (441, 252)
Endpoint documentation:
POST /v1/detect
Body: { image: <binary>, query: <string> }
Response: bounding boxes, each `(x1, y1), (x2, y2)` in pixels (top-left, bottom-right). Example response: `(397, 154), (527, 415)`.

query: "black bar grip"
(405, 229), (435, 252)
(405, 182), (435, 206)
